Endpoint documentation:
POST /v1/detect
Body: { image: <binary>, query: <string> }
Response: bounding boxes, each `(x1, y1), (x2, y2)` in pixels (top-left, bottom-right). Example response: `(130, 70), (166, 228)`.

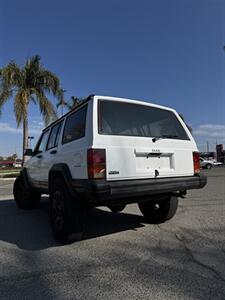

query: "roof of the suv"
(96, 95), (175, 112)
(42, 94), (176, 132)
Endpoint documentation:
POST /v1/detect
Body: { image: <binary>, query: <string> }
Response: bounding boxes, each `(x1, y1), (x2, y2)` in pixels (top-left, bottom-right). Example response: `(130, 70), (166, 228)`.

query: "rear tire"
(138, 196), (178, 224)
(50, 178), (87, 244)
(108, 204), (126, 213)
(13, 175), (41, 209)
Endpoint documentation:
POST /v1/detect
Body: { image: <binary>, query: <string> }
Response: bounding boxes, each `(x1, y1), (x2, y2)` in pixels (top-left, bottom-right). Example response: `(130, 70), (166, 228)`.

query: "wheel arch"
(49, 163), (75, 196)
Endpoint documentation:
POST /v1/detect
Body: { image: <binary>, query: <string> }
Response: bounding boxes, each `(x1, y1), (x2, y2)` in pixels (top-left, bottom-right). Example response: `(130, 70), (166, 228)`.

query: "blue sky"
(0, 0), (224, 156)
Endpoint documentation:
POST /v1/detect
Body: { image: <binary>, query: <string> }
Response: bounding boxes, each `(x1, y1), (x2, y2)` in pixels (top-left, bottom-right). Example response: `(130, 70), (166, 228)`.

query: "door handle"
(50, 150), (57, 154)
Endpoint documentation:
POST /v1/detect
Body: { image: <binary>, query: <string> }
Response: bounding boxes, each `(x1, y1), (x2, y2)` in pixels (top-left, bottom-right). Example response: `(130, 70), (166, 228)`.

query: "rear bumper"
(72, 174), (207, 205)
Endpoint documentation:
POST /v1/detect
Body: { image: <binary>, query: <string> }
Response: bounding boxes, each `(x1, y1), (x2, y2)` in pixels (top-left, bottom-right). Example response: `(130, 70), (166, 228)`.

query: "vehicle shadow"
(0, 197), (144, 251)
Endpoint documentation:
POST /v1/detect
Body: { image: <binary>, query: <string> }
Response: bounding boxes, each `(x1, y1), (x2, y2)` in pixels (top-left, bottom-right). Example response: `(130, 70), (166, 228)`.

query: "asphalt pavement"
(0, 168), (224, 299)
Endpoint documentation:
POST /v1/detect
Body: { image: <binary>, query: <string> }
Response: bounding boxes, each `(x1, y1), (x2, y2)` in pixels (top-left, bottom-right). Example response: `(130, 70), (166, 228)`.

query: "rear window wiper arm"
(152, 135), (178, 142)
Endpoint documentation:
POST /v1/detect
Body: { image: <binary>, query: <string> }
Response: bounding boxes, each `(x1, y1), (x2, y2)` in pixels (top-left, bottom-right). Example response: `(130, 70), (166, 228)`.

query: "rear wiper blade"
(162, 134), (179, 138)
(152, 135), (178, 142)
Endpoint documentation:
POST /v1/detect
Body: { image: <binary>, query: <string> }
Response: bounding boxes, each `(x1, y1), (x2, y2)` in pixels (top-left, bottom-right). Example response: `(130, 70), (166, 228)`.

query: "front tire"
(13, 175), (41, 209)
(138, 196), (178, 224)
(50, 178), (87, 244)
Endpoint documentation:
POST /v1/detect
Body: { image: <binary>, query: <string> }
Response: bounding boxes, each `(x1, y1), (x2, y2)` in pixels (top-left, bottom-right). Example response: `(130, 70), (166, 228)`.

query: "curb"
(0, 195), (13, 200)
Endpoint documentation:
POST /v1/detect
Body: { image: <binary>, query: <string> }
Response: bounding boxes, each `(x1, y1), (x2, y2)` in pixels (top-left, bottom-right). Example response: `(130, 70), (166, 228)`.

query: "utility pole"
(206, 141), (209, 153)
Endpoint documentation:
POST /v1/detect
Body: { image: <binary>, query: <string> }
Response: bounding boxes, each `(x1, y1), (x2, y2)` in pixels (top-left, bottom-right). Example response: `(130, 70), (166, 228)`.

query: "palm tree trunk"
(23, 109), (29, 163)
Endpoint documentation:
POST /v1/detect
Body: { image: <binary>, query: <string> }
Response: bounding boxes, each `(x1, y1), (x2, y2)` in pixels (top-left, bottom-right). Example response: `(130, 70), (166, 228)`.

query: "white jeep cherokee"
(13, 95), (207, 244)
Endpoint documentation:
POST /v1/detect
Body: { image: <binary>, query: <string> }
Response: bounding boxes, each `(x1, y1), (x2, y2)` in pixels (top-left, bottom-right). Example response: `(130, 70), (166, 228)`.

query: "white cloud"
(0, 122), (42, 135)
(0, 122), (22, 134)
(193, 124), (225, 139)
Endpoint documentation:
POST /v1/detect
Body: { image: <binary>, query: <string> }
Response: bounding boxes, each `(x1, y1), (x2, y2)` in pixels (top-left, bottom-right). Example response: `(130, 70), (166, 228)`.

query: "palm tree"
(68, 94), (94, 110)
(56, 89), (69, 116)
(0, 55), (61, 161)
(68, 96), (82, 109)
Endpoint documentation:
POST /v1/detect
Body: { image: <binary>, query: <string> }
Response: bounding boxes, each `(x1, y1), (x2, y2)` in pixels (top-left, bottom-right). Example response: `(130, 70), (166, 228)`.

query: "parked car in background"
(13, 160), (22, 168)
(200, 158), (213, 169)
(211, 160), (223, 167)
(200, 157), (223, 169)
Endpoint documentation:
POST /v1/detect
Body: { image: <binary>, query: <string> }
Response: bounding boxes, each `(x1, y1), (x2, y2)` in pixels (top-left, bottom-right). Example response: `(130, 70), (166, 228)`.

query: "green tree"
(0, 55), (61, 161)
(7, 154), (18, 161)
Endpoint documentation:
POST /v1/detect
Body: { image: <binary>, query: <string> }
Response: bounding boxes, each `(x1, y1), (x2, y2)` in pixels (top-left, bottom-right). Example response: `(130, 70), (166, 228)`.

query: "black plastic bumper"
(72, 174), (207, 205)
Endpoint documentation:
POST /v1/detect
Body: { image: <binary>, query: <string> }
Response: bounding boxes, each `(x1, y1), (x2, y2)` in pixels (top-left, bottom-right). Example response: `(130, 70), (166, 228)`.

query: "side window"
(47, 121), (63, 150)
(55, 122), (63, 147)
(62, 106), (87, 144)
(35, 130), (50, 154)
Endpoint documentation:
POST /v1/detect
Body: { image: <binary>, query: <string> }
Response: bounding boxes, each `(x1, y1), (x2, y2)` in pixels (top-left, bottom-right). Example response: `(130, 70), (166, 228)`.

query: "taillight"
(193, 152), (200, 174)
(87, 149), (106, 179)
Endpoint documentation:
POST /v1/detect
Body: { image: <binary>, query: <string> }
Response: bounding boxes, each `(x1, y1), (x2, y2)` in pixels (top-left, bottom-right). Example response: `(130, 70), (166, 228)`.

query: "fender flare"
(20, 168), (33, 189)
(48, 163), (75, 196)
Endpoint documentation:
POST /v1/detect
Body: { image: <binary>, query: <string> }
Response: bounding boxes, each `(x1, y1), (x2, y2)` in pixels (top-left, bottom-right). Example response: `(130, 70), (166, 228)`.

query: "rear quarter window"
(62, 105), (87, 144)
(47, 121), (63, 150)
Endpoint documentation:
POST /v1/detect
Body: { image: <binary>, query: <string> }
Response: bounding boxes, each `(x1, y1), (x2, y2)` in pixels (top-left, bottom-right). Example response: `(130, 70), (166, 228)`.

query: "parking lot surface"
(0, 168), (224, 299)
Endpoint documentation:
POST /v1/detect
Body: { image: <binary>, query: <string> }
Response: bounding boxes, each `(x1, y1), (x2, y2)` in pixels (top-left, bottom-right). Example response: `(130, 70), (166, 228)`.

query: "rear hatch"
(95, 99), (196, 181)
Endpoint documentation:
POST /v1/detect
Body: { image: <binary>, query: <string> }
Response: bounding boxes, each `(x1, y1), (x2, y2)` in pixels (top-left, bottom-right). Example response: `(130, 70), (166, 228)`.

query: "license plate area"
(135, 151), (174, 173)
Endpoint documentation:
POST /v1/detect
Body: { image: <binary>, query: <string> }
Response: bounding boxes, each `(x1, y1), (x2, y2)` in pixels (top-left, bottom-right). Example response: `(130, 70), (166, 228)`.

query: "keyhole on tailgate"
(155, 169), (159, 177)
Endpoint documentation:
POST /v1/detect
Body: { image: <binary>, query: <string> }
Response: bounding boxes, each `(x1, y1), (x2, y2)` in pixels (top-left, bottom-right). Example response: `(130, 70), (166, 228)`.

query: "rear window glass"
(62, 106), (87, 144)
(98, 100), (189, 140)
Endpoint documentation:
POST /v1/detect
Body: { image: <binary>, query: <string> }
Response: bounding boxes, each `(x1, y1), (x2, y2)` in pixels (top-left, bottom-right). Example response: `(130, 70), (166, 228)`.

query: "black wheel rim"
(52, 191), (65, 231)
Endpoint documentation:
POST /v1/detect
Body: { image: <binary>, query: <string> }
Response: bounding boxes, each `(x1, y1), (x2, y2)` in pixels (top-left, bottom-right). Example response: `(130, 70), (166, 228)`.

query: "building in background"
(216, 144), (225, 163)
(200, 144), (225, 163)
(0, 158), (22, 168)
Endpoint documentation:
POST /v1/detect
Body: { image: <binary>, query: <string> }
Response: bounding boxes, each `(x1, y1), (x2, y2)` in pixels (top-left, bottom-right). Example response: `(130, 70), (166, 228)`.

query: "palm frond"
(36, 92), (58, 125)
(14, 89), (28, 126)
(56, 88), (69, 109)
(24, 55), (42, 89)
(68, 96), (82, 109)
(0, 88), (12, 116)
(39, 70), (60, 96)
(0, 62), (22, 88)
